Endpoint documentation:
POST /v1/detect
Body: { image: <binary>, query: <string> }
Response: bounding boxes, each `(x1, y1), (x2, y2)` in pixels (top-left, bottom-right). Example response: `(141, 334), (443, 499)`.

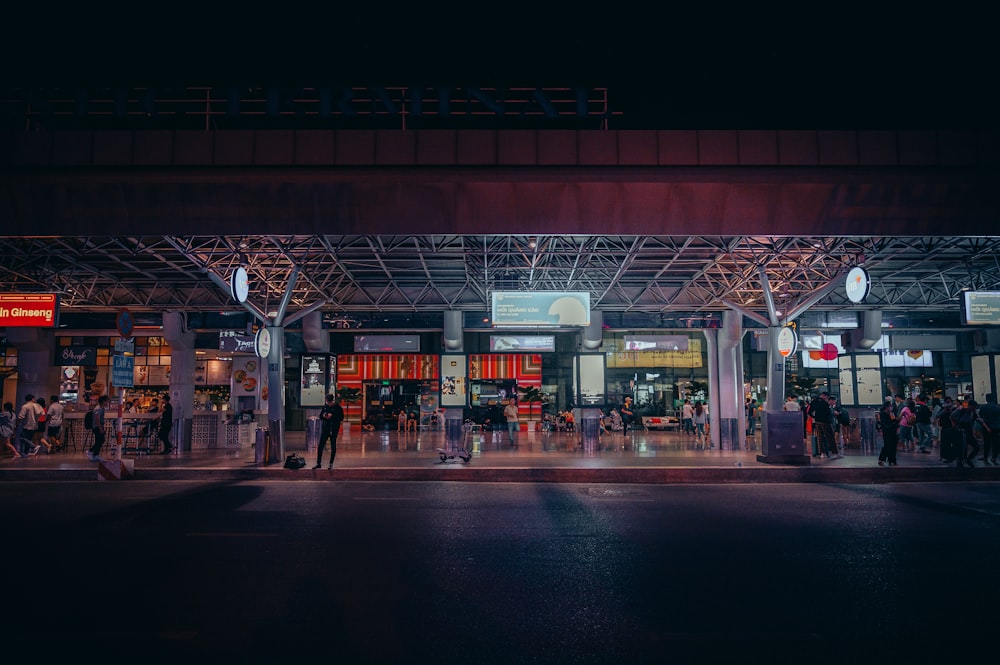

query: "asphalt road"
(5, 480), (998, 664)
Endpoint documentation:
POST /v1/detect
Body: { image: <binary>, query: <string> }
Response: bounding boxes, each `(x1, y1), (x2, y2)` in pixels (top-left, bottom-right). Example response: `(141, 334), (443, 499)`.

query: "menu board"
(838, 355), (855, 406)
(853, 354), (883, 406)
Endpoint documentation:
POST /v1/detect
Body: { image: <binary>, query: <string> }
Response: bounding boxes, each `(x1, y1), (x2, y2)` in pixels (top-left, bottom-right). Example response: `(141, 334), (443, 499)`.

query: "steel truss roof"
(2, 234), (999, 328)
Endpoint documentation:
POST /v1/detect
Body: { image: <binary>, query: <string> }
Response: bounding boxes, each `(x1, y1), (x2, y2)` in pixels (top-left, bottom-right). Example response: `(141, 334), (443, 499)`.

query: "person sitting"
(397, 409), (407, 432)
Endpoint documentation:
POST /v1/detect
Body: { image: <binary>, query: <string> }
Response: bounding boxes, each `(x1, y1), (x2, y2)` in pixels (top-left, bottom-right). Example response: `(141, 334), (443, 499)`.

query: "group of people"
(0, 393), (175, 462)
(680, 399), (710, 446)
(1, 394), (64, 458)
(878, 392), (1000, 468)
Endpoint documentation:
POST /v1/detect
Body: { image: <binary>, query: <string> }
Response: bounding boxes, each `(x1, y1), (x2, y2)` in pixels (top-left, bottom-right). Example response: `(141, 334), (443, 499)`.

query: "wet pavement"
(2, 428), (998, 484)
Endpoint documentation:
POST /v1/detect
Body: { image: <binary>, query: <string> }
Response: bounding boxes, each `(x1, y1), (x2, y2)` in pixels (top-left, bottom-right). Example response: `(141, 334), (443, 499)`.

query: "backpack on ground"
(84, 410), (94, 430)
(284, 453), (307, 469)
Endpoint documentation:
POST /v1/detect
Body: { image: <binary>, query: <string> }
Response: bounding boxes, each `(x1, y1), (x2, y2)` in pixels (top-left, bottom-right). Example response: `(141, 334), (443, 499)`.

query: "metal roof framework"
(1, 233), (998, 329)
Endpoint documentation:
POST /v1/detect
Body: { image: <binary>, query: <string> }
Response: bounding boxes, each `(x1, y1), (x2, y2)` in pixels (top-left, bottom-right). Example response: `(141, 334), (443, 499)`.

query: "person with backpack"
(86, 395), (108, 462)
(834, 400), (852, 449)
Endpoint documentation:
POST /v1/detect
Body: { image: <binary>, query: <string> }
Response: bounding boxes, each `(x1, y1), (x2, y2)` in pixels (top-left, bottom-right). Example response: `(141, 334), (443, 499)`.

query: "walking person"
(33, 398), (53, 453)
(503, 397), (520, 446)
(314, 393), (345, 469)
(87, 394), (108, 462)
(1, 402), (19, 458)
(16, 394), (45, 456)
(45, 395), (65, 452)
(692, 401), (708, 448)
(157, 394), (174, 455)
(877, 400), (899, 467)
(977, 393), (1000, 465)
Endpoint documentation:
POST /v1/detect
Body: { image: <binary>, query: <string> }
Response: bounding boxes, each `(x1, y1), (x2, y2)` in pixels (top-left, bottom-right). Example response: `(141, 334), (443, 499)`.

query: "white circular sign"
(845, 266), (870, 304)
(254, 327), (271, 359)
(776, 327), (797, 358)
(231, 267), (249, 303)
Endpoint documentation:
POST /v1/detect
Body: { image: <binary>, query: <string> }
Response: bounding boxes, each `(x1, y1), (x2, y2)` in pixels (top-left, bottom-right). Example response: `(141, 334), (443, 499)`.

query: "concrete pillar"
(265, 325), (285, 463)
(5, 328), (56, 406)
(716, 311), (744, 451)
(162, 312), (196, 451)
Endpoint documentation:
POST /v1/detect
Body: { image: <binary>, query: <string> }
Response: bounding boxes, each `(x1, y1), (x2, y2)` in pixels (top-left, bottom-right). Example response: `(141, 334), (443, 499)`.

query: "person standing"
(503, 398), (520, 446)
(87, 394), (108, 462)
(808, 392), (839, 459)
(621, 397), (635, 436)
(913, 395), (933, 454)
(782, 395), (801, 411)
(877, 401), (899, 467)
(681, 399), (694, 435)
(977, 393), (1000, 465)
(951, 399), (979, 467)
(314, 393), (344, 469)
(157, 394), (174, 455)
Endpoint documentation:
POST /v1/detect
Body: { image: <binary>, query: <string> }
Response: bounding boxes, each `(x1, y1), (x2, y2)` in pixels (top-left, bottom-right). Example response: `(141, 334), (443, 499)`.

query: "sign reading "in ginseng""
(0, 294), (59, 327)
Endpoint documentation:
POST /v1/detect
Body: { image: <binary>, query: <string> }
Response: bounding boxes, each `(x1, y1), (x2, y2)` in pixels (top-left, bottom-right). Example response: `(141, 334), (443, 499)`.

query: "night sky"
(4, 6), (992, 130)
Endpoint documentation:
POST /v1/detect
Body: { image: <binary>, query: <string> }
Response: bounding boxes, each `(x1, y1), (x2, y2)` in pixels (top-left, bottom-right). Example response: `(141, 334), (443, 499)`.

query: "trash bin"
(579, 408), (601, 451)
(305, 416), (321, 453)
(254, 427), (269, 465)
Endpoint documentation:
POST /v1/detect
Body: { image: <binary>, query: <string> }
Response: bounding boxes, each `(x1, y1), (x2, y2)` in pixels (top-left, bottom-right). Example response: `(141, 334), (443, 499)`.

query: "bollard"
(305, 416), (321, 453)
(254, 427), (269, 465)
(579, 408), (601, 452)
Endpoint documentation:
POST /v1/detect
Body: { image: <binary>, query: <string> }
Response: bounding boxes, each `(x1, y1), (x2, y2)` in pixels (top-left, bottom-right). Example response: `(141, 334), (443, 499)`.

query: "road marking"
(185, 532), (279, 538)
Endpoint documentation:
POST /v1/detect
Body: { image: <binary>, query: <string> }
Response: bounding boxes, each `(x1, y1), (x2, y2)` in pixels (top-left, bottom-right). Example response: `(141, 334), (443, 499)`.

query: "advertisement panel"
(962, 291), (1000, 326)
(301, 355), (329, 407)
(491, 291), (590, 327)
(489, 335), (555, 352)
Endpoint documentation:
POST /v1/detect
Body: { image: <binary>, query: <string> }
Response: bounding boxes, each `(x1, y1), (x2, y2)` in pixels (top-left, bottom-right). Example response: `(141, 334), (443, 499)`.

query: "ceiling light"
(528, 237), (537, 249)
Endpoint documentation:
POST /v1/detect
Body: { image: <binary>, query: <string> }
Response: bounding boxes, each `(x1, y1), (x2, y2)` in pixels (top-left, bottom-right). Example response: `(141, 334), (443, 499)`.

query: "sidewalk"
(2, 428), (997, 484)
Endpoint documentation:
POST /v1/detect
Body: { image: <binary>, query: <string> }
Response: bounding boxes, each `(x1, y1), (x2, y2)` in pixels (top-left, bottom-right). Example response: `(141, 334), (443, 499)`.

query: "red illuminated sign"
(0, 294), (59, 327)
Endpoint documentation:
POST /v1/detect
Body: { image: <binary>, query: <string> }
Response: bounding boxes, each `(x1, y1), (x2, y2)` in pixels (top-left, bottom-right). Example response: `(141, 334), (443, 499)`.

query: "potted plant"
(336, 386), (362, 424)
(516, 386), (544, 422)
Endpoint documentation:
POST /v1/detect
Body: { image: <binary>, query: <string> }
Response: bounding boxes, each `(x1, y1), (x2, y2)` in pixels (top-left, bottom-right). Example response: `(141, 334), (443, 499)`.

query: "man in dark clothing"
(914, 394), (934, 453)
(808, 392), (838, 459)
(315, 393), (345, 470)
(158, 394), (174, 454)
(977, 393), (1000, 465)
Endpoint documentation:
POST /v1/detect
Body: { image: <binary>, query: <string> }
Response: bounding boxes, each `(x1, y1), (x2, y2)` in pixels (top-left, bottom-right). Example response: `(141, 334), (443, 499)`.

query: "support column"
(758, 325), (809, 465)
(703, 328), (719, 448)
(716, 311), (744, 451)
(265, 325), (285, 464)
(163, 312), (195, 451)
(5, 328), (56, 405)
